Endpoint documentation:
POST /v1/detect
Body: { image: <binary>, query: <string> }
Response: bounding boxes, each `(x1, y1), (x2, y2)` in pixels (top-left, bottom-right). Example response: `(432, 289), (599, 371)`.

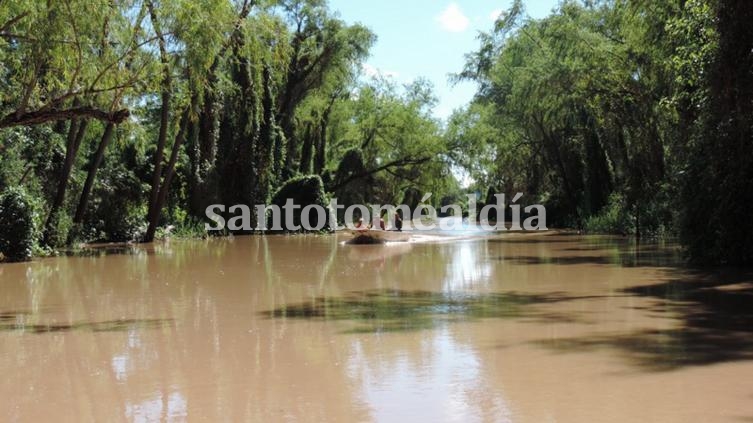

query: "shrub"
(0, 187), (37, 262)
(168, 216), (209, 239)
(584, 193), (634, 235)
(269, 175), (330, 232)
(82, 163), (146, 243)
(44, 210), (73, 249)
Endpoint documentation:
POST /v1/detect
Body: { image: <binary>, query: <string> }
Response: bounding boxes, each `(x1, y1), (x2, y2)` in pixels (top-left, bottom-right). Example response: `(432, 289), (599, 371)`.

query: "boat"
(348, 242), (413, 261)
(346, 229), (411, 244)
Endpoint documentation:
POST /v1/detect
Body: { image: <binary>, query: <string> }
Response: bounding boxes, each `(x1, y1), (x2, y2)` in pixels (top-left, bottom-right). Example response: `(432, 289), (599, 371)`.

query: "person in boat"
(367, 212), (386, 230)
(394, 210), (403, 232)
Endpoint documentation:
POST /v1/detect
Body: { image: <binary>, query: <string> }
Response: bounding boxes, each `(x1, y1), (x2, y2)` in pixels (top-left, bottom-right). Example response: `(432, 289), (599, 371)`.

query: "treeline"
(2, 0), (751, 266)
(0, 0), (453, 261)
(450, 0), (752, 264)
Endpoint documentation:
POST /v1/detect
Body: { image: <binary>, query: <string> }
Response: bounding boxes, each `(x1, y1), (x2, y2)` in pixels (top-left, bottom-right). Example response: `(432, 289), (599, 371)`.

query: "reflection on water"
(347, 327), (513, 423)
(1, 233), (752, 422)
(125, 390), (187, 422)
(443, 241), (492, 290)
(261, 288), (578, 333)
(0, 314), (170, 334)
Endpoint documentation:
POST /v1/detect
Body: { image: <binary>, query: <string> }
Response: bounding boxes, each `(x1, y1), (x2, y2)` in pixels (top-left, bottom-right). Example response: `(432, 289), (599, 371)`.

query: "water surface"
(1, 232), (752, 422)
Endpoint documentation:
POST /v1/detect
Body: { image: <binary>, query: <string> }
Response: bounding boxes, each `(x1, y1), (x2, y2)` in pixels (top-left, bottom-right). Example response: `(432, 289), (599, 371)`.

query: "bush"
(168, 216), (209, 239)
(43, 210), (73, 249)
(0, 187), (37, 262)
(584, 193), (634, 235)
(269, 175), (330, 232)
(82, 163), (147, 243)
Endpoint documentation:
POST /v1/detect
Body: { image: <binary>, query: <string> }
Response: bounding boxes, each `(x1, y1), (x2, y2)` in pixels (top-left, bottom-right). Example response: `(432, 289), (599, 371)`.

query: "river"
(1, 232), (752, 422)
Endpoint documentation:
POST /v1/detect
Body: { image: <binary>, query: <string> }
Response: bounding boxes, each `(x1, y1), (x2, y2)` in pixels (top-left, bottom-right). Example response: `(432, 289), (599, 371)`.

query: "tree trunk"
(533, 116), (582, 225)
(0, 106), (129, 129)
(314, 123), (326, 174)
(314, 97), (335, 175)
(143, 0), (171, 243)
(73, 122), (115, 224)
(145, 106), (191, 241)
(298, 122), (314, 174)
(43, 117), (89, 245)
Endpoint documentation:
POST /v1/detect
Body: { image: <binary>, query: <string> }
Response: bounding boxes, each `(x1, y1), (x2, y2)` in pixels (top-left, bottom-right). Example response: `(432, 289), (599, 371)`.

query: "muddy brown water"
(1, 232), (752, 422)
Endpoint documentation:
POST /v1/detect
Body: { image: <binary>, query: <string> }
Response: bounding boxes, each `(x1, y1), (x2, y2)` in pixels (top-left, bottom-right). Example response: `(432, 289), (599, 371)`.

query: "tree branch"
(331, 156), (431, 191)
(0, 11), (29, 33)
(0, 107), (129, 128)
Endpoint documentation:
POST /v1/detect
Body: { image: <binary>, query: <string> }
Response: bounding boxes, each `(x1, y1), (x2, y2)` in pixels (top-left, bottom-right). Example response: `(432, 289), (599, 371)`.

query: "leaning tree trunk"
(298, 122), (314, 174)
(43, 116), (89, 245)
(314, 99), (334, 175)
(73, 122), (115, 224)
(146, 107), (191, 240)
(144, 88), (170, 241)
(144, 0), (171, 243)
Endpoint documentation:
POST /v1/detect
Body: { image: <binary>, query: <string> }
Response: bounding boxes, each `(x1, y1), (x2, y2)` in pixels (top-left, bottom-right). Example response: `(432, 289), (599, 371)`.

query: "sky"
(327, 0), (561, 120)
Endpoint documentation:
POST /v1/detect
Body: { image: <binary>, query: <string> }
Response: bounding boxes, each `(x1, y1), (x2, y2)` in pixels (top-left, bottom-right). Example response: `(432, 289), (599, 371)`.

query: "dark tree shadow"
(496, 255), (614, 266)
(534, 327), (753, 371)
(493, 249), (681, 268)
(58, 245), (155, 258)
(0, 311), (172, 334)
(533, 268), (753, 371)
(624, 269), (753, 333)
(486, 238), (584, 245)
(488, 235), (682, 268)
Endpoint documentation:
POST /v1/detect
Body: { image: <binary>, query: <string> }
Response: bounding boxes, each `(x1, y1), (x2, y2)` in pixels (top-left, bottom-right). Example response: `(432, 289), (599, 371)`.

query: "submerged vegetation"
(0, 0), (751, 265)
(261, 288), (575, 333)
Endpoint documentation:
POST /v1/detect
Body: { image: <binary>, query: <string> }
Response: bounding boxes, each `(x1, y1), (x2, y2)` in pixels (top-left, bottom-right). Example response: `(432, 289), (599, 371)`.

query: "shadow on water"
(487, 238), (585, 245)
(495, 249), (681, 268)
(58, 244), (154, 258)
(261, 289), (598, 334)
(0, 311), (171, 334)
(488, 235), (682, 268)
(534, 268), (753, 371)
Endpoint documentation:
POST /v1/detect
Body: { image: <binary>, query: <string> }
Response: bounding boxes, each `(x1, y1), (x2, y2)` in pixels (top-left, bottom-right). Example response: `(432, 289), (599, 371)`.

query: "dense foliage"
(269, 174), (329, 232)
(1, 0), (751, 265)
(0, 187), (36, 262)
(0, 0), (455, 260)
(453, 0), (752, 264)
(678, 0), (753, 264)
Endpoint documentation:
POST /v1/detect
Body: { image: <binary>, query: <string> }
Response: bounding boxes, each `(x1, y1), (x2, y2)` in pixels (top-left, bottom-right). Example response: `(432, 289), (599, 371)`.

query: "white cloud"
(489, 9), (505, 21)
(361, 63), (399, 79)
(436, 3), (470, 33)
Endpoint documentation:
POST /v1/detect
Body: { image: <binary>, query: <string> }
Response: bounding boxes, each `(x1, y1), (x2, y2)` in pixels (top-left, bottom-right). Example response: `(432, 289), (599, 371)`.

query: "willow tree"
(0, 1), (131, 128)
(325, 77), (451, 206)
(275, 0), (374, 177)
(212, 11), (291, 231)
(679, 0), (753, 264)
(1, 0), (152, 245)
(142, 0), (236, 242)
(455, 0), (679, 231)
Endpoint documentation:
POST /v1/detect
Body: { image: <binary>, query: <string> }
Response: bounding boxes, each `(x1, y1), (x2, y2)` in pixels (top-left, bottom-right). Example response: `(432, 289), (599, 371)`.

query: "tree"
(275, 0), (374, 176)
(679, 0), (753, 264)
(455, 0), (678, 231)
(0, 1), (147, 127)
(1, 1), (153, 244)
(142, 0), (236, 241)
